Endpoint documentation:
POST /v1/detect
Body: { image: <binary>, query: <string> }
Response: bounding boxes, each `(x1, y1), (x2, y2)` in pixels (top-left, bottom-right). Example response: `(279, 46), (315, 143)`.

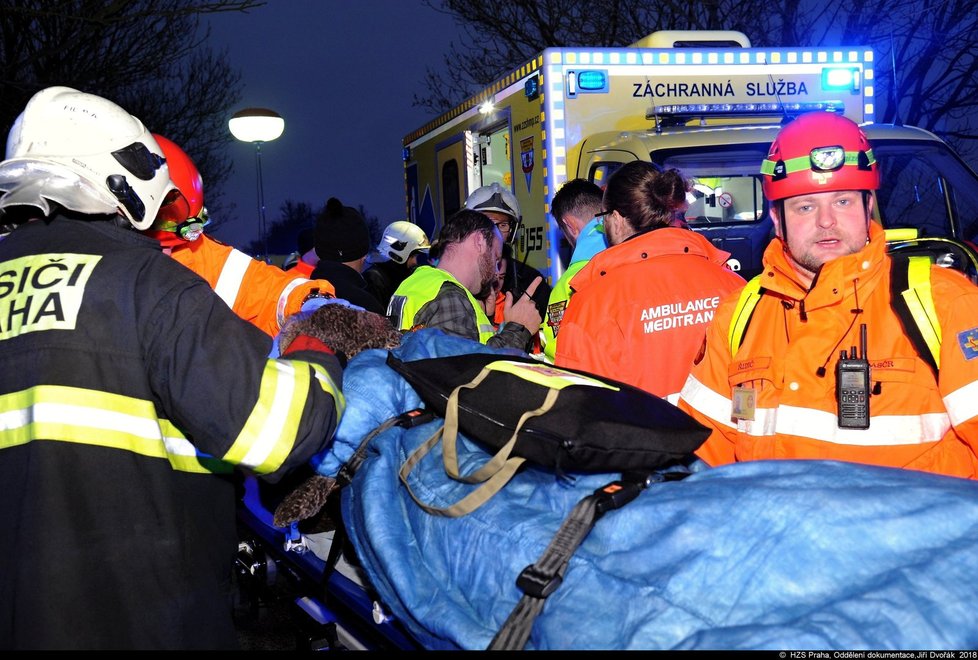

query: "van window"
(441, 159), (461, 218)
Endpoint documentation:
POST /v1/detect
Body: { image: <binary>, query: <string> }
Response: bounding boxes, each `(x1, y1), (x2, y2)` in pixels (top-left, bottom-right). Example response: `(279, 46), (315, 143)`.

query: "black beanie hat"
(315, 197), (370, 262)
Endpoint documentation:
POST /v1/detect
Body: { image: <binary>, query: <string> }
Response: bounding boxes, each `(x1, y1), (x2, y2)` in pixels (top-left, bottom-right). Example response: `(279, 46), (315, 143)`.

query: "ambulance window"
(441, 159), (461, 218)
(653, 146), (768, 227)
(589, 162), (623, 189)
(873, 140), (978, 245)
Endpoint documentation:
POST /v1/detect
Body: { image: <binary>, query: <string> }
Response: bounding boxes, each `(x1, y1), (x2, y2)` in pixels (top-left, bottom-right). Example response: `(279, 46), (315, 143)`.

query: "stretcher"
(236, 475), (421, 651)
(238, 329), (978, 651)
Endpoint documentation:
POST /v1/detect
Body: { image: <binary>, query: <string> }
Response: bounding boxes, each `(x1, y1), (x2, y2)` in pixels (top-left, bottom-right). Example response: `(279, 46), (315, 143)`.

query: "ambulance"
(402, 30), (978, 283)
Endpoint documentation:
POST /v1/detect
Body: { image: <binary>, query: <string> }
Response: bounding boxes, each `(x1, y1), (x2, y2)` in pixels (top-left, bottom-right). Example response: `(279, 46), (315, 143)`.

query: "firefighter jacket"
(0, 216), (345, 649)
(555, 227), (744, 401)
(541, 217), (607, 362)
(678, 222), (978, 479)
(168, 234), (335, 337)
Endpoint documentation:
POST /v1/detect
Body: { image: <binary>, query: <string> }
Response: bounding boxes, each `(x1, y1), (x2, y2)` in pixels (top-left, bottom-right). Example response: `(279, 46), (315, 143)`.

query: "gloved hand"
(278, 302), (402, 363)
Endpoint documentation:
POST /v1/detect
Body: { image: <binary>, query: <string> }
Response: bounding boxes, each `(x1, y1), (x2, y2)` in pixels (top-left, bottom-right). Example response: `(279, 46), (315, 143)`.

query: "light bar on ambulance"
(647, 100), (845, 120)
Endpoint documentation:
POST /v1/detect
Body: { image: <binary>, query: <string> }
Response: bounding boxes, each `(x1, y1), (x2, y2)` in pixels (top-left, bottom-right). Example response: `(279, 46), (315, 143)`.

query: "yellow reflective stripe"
(485, 360), (619, 391)
(0, 386), (229, 474)
(728, 277), (762, 356)
(223, 358), (343, 474)
(309, 363), (346, 418)
(884, 227), (919, 241)
(761, 149), (876, 176)
(903, 256), (942, 369)
(224, 359), (301, 472)
(158, 419), (233, 474)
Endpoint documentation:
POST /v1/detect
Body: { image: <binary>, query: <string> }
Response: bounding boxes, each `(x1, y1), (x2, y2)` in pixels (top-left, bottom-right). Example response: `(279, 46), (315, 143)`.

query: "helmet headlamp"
(810, 146), (846, 172)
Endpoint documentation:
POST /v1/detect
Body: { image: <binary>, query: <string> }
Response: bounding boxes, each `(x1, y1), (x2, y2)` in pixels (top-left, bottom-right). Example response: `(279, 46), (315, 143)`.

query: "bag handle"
(398, 366), (561, 517)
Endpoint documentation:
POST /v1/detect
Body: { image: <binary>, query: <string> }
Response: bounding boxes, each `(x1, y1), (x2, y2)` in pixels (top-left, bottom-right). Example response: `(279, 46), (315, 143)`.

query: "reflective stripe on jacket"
(169, 234), (335, 336)
(678, 222), (978, 479)
(555, 227), (744, 401)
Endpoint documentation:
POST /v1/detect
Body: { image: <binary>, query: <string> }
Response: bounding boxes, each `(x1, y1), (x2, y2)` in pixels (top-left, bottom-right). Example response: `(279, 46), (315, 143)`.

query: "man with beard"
(387, 209), (542, 351)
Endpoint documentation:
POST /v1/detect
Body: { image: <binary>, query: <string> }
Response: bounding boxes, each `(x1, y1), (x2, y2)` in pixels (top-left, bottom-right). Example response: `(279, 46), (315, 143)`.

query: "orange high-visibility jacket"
(169, 235), (335, 337)
(555, 227), (744, 401)
(678, 223), (978, 479)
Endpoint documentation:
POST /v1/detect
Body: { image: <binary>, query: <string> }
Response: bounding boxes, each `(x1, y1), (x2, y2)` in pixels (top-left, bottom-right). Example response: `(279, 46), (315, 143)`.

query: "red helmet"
(149, 134), (207, 243)
(761, 112), (880, 201)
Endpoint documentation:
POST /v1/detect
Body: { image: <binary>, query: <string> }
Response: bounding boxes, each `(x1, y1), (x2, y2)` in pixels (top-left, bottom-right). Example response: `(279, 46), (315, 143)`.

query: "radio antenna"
(766, 67), (789, 124)
(890, 31), (904, 126)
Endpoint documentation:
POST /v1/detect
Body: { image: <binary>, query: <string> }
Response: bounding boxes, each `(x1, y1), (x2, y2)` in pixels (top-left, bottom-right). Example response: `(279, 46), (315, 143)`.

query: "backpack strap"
(727, 275), (765, 357)
(889, 254), (941, 377)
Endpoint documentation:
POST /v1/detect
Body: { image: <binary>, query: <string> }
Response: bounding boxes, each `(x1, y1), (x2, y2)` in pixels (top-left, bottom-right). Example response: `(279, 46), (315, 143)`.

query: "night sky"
(207, 1), (459, 250)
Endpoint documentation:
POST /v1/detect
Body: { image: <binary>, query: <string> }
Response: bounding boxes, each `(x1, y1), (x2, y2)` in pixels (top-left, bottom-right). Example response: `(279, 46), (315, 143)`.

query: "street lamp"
(229, 107), (284, 260)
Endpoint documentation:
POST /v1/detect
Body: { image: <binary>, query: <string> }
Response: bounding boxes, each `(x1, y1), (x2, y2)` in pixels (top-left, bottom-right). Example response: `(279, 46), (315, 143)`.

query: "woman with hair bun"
(555, 161), (744, 402)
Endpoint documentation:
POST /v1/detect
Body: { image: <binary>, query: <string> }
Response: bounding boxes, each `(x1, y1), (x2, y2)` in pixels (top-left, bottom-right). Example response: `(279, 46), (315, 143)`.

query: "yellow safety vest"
(390, 266), (496, 343)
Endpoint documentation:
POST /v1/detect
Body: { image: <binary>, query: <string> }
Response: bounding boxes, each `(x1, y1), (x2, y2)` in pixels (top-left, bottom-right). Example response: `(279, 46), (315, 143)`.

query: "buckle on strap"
(516, 564), (563, 599)
(593, 479), (644, 516)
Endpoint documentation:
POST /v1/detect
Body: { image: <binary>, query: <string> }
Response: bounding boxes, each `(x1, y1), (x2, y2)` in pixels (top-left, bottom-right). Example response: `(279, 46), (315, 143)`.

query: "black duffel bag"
(387, 351), (709, 517)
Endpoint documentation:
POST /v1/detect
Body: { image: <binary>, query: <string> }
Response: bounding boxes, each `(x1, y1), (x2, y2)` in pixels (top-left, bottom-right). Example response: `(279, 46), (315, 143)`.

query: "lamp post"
(229, 107), (284, 261)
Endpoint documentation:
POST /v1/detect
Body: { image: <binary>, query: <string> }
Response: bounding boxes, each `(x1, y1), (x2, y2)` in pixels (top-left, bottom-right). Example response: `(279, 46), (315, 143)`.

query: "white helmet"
(375, 220), (430, 264)
(0, 86), (177, 230)
(463, 182), (521, 243)
(464, 182), (520, 219)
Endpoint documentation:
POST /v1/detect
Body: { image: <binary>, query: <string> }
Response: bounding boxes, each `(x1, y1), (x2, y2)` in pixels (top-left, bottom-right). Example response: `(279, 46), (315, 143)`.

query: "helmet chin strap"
(776, 200), (789, 251)
(863, 192), (873, 244)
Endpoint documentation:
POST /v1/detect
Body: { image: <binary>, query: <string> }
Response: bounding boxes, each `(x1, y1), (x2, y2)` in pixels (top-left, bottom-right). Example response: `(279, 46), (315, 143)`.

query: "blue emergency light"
(822, 67), (860, 92)
(577, 70), (608, 92)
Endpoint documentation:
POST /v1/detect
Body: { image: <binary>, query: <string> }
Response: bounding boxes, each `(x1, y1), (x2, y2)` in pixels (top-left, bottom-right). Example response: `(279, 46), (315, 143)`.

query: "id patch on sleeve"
(958, 327), (978, 360)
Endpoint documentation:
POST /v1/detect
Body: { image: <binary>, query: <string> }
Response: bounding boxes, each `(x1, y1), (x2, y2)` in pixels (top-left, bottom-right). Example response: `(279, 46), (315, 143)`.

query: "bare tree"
(0, 0), (262, 230)
(419, 0), (978, 160)
(416, 0), (775, 113)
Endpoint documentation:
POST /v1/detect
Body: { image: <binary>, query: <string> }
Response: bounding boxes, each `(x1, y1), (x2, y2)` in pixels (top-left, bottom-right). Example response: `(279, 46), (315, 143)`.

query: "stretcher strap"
(487, 472), (675, 650)
(337, 413), (407, 487)
(488, 493), (601, 650)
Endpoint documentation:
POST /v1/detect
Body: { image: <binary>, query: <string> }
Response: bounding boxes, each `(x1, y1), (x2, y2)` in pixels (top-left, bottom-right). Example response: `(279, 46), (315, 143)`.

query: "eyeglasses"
(594, 210), (613, 220)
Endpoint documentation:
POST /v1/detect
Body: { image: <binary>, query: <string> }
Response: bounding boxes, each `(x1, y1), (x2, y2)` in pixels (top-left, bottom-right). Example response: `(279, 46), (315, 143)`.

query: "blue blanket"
(312, 330), (978, 650)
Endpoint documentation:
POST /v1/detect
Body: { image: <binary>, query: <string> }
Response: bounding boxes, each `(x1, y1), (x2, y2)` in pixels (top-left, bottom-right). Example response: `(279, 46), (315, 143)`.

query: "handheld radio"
(835, 323), (871, 429)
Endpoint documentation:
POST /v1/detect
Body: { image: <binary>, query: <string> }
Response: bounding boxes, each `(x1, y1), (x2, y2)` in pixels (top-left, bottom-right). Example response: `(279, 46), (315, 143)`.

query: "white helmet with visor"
(0, 86), (178, 230)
